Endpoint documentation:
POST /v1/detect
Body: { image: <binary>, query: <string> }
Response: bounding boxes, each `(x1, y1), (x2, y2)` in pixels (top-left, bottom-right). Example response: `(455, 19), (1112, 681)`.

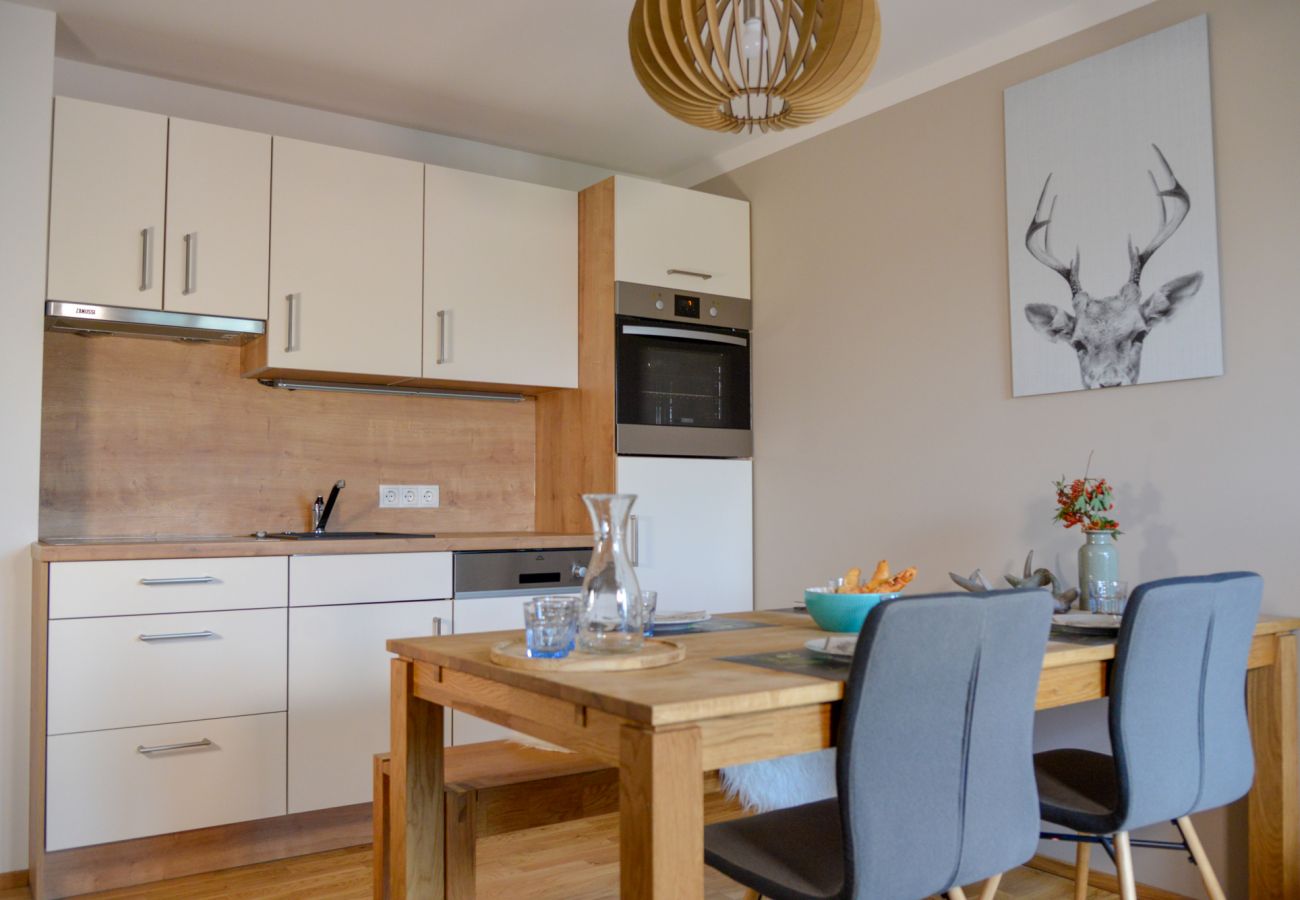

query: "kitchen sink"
(256, 531), (438, 540)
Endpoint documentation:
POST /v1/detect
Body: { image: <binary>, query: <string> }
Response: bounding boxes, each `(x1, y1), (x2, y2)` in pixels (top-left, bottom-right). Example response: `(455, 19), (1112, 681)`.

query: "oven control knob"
(571, 563), (588, 579)
(709, 306), (719, 318)
(655, 299), (665, 310)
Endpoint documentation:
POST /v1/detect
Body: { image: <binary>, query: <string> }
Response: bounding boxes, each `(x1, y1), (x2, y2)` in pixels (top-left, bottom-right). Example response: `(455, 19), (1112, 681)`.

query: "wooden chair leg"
(373, 755), (390, 900)
(1113, 831), (1137, 900)
(742, 891), (762, 900)
(444, 789), (477, 900)
(1176, 815), (1227, 900)
(948, 887), (969, 900)
(1073, 841), (1091, 900)
(978, 873), (1002, 900)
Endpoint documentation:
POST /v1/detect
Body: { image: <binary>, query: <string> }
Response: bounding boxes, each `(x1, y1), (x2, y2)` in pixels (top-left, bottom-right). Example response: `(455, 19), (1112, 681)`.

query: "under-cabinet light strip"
(258, 378), (524, 402)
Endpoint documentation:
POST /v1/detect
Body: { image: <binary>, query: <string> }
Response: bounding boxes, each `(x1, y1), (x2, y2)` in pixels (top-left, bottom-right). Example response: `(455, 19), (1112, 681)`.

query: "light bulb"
(741, 16), (763, 60)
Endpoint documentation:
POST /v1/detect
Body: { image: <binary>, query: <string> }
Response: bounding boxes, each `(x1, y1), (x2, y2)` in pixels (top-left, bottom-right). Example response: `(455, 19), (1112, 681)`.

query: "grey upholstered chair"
(1035, 572), (1263, 900)
(705, 589), (1055, 900)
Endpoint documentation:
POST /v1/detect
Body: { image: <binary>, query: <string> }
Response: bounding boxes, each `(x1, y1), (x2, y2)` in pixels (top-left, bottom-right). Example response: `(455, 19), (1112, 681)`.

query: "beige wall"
(701, 0), (1298, 895)
(0, 0), (54, 873)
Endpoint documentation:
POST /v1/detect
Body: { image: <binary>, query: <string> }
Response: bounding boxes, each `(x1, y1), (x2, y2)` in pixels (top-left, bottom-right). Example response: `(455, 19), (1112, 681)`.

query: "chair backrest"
(836, 590), (1053, 900)
(1109, 572), (1262, 830)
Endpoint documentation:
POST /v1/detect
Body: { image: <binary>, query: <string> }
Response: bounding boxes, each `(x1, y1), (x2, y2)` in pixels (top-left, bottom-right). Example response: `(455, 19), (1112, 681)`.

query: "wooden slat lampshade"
(628, 0), (882, 133)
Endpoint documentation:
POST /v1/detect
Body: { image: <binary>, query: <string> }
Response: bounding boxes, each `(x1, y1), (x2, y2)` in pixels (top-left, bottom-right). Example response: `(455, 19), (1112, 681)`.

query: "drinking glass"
(524, 596), (580, 659)
(641, 590), (658, 637)
(1087, 580), (1129, 616)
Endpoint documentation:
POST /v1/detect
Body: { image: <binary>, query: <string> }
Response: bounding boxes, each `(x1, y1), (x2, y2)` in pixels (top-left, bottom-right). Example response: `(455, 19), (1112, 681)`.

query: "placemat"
(721, 648), (850, 682)
(652, 617), (776, 635)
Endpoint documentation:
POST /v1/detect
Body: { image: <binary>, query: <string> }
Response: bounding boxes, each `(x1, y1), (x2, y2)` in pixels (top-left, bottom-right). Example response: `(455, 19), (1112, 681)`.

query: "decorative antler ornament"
(950, 552), (1078, 614)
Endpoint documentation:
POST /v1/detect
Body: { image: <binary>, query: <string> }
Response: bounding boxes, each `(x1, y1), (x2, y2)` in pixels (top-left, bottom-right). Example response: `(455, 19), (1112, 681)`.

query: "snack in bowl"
(807, 560), (918, 633)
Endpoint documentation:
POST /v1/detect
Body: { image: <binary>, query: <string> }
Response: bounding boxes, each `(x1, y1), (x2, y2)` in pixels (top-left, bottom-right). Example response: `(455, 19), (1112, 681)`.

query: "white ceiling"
(20, 0), (1148, 182)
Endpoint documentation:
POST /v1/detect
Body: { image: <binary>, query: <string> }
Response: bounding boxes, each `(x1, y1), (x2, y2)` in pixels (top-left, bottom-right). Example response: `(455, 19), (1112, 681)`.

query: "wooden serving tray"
(489, 638), (685, 672)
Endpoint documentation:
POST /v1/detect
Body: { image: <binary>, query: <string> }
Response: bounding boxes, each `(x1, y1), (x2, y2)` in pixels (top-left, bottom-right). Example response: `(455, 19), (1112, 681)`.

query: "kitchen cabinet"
(614, 175), (751, 299)
(288, 598), (451, 813)
(616, 456), (753, 614)
(449, 593), (546, 746)
(47, 97), (167, 309)
(163, 117), (271, 319)
(423, 165), (577, 387)
(264, 137), (424, 378)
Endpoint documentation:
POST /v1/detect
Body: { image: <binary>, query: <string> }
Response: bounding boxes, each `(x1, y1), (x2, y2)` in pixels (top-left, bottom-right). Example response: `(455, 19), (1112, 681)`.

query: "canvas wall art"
(1004, 16), (1222, 398)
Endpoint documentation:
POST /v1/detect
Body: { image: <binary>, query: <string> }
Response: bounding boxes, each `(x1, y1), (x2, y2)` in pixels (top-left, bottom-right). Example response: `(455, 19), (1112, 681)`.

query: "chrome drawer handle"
(183, 231), (198, 294)
(286, 293), (301, 352)
(137, 738), (213, 755)
(667, 268), (712, 280)
(629, 514), (640, 566)
(138, 630), (218, 642)
(140, 226), (155, 291)
(435, 309), (447, 364)
(138, 576), (218, 586)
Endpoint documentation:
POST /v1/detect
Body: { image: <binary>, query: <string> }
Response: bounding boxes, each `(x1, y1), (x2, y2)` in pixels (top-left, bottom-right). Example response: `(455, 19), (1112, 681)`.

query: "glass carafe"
(578, 494), (644, 654)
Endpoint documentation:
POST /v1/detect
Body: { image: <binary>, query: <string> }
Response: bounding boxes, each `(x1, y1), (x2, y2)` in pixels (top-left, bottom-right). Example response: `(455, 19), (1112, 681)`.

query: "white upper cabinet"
(267, 137), (424, 378)
(614, 176), (751, 299)
(423, 165), (577, 388)
(48, 97), (167, 309)
(164, 118), (270, 320)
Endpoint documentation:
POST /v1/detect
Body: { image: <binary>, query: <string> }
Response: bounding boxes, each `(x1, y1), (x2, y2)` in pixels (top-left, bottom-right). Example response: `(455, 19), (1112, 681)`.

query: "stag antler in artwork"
(1023, 144), (1204, 389)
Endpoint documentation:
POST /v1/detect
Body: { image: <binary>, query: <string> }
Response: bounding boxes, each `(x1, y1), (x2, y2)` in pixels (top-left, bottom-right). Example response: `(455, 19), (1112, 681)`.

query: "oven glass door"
(616, 318), (751, 431)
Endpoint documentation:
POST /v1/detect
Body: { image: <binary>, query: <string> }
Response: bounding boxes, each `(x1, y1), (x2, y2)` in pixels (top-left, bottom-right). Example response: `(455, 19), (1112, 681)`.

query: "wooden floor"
(3, 804), (1119, 900)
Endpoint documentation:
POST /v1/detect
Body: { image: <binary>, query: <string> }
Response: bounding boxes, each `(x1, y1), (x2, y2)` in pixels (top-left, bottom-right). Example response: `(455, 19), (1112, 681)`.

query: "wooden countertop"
(32, 532), (593, 562)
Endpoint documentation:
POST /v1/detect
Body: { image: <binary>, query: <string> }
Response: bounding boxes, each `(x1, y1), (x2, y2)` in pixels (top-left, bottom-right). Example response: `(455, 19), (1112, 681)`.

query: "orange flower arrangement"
(1053, 474), (1120, 534)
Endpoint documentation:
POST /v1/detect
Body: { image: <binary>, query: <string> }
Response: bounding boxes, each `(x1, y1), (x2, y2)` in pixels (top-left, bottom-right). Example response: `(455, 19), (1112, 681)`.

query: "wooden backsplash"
(39, 332), (537, 537)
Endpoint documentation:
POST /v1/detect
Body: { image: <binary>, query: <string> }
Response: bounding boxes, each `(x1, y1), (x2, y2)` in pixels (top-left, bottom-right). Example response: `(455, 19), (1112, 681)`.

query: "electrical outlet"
(399, 485), (419, 508)
(378, 485), (401, 508)
(417, 485), (440, 508)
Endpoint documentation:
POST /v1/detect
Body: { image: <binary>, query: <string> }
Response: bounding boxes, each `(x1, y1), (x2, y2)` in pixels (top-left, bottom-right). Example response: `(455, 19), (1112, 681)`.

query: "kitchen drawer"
(47, 608), (287, 735)
(45, 712), (286, 851)
(49, 556), (287, 619)
(289, 552), (452, 606)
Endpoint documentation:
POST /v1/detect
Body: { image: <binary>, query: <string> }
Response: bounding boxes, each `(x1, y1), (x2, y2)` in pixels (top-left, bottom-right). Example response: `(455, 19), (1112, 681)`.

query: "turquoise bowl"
(804, 589), (900, 633)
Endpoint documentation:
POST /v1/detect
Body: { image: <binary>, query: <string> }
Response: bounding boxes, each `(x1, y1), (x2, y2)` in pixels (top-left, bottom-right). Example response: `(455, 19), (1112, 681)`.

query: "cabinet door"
(616, 457), (753, 614)
(47, 97), (167, 308)
(614, 176), (751, 299)
(164, 118), (270, 319)
(267, 137), (423, 377)
(451, 593), (563, 746)
(288, 599), (451, 813)
(424, 165), (577, 387)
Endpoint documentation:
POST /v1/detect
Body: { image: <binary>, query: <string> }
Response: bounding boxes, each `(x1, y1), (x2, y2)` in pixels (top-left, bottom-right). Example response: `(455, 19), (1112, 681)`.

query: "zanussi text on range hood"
(45, 301), (264, 345)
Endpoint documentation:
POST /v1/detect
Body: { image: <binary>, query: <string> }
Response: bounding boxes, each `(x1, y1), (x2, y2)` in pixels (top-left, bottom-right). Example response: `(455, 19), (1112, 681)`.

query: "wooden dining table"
(387, 610), (1300, 900)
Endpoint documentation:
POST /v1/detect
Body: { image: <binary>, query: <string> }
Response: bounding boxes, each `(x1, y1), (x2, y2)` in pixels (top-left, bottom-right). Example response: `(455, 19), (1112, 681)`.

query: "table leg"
(1247, 633), (1298, 900)
(390, 658), (445, 900)
(619, 723), (704, 899)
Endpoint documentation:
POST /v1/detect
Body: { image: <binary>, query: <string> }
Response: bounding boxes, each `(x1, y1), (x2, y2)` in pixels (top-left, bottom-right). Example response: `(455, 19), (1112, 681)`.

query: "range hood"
(45, 301), (264, 345)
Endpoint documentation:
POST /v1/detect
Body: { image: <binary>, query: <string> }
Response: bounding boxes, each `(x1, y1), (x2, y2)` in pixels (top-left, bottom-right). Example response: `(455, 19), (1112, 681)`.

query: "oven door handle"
(620, 324), (748, 347)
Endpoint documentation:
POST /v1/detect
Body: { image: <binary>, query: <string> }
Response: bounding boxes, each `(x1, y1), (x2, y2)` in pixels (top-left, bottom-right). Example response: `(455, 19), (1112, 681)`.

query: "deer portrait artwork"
(1004, 16), (1223, 398)
(1023, 145), (1202, 389)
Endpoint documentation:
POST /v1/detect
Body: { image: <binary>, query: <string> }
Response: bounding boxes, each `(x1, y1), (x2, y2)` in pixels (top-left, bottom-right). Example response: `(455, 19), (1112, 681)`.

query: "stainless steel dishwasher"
(451, 548), (589, 745)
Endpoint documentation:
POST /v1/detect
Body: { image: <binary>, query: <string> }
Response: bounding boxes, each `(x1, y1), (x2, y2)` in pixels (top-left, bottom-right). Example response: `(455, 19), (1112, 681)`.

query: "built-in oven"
(615, 281), (752, 459)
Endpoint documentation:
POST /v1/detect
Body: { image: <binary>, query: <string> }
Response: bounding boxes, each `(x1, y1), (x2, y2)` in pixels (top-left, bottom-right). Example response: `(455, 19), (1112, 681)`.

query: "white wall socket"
(379, 484), (439, 509)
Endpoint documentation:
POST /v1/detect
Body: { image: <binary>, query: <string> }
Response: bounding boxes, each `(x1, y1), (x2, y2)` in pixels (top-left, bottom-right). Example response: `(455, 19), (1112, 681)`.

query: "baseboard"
(0, 868), (29, 890)
(32, 802), (370, 899)
(1026, 853), (1194, 900)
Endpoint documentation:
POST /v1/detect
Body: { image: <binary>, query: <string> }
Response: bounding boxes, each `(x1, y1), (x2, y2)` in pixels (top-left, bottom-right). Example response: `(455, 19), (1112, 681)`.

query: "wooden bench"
(373, 741), (618, 899)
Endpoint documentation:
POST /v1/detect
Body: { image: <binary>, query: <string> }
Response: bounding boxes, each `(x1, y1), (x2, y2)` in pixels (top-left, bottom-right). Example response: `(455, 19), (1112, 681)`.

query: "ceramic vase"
(1077, 530), (1119, 608)
(578, 493), (644, 653)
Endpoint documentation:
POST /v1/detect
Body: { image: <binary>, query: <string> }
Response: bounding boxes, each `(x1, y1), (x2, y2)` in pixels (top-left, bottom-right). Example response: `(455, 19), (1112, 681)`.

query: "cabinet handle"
(183, 232), (198, 294)
(667, 268), (712, 280)
(140, 227), (155, 291)
(432, 616), (443, 636)
(138, 575), (218, 586)
(286, 293), (301, 352)
(435, 309), (447, 364)
(137, 738), (213, 755)
(629, 514), (639, 566)
(138, 630), (218, 642)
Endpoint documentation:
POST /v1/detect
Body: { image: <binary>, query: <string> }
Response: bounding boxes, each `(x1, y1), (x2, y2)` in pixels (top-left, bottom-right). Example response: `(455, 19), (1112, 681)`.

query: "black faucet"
(312, 480), (346, 533)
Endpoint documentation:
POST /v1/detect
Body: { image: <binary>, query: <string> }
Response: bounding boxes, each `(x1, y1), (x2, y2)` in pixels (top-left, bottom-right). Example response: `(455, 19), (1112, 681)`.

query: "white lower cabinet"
(616, 456), (754, 614)
(45, 712), (287, 851)
(288, 599), (452, 813)
(449, 594), (542, 746)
